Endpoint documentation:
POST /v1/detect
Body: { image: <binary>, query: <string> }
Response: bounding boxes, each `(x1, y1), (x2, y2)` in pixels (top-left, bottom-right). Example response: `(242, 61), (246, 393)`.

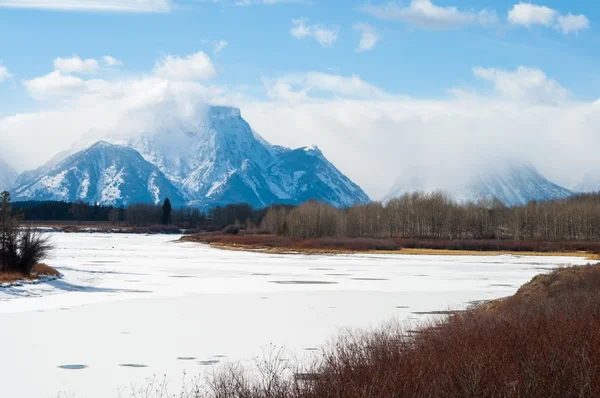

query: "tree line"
(260, 192), (600, 242)
(11, 198), (276, 230)
(11, 191), (600, 241)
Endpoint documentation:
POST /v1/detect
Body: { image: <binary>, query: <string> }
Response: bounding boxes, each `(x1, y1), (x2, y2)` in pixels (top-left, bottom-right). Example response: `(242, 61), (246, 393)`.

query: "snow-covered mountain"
(12, 106), (369, 208)
(386, 161), (573, 206)
(0, 158), (17, 192)
(13, 149), (73, 190)
(127, 106), (370, 208)
(13, 141), (185, 206)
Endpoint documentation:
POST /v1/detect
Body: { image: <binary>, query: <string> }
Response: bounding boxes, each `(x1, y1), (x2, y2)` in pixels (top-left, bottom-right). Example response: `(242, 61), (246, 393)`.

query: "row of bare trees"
(260, 192), (600, 241)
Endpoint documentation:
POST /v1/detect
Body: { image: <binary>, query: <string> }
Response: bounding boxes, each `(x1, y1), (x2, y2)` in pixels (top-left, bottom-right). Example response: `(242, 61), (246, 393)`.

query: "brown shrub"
(31, 263), (61, 277)
(61, 225), (80, 233)
(397, 238), (600, 254)
(0, 264), (60, 283)
(222, 224), (241, 235)
(296, 237), (401, 251)
(0, 271), (31, 283)
(195, 264), (600, 398)
(183, 234), (400, 252)
(147, 224), (182, 234)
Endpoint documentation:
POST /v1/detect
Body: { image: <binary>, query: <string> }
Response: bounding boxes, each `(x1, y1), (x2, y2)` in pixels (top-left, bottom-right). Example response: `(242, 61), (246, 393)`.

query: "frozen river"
(0, 233), (592, 397)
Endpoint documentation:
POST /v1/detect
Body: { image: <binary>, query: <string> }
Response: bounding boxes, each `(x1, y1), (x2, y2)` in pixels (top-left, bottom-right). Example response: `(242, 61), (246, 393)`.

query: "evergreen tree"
(162, 198), (172, 225)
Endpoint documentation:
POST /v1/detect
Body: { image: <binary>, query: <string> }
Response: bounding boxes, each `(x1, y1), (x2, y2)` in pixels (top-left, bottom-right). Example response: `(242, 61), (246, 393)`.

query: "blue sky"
(0, 0), (599, 198)
(0, 0), (596, 98)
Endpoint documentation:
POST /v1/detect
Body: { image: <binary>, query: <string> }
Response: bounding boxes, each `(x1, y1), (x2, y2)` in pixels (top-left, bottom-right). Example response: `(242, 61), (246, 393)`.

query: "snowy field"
(0, 233), (592, 397)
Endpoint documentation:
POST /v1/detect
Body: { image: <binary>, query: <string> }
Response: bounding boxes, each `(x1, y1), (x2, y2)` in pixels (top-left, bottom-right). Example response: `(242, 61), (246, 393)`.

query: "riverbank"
(181, 233), (600, 260)
(0, 264), (61, 286)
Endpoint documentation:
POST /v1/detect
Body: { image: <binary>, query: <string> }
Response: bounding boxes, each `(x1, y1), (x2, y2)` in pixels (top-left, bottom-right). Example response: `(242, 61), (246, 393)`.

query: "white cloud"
(103, 55), (123, 67)
(364, 0), (497, 30)
(3, 60), (598, 201)
(0, 0), (171, 12)
(508, 3), (556, 27)
(23, 70), (91, 98)
(353, 23), (381, 52)
(153, 51), (216, 80)
(214, 40), (228, 53)
(291, 18), (339, 47)
(557, 13), (590, 34)
(0, 63), (11, 83)
(24, 51), (218, 100)
(508, 3), (590, 35)
(264, 72), (388, 103)
(244, 68), (595, 198)
(473, 66), (568, 104)
(54, 56), (100, 74)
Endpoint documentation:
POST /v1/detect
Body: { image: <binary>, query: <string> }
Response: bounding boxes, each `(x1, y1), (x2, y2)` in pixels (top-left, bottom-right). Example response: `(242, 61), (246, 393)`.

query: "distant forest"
(12, 199), (284, 231)
(10, 192), (600, 241)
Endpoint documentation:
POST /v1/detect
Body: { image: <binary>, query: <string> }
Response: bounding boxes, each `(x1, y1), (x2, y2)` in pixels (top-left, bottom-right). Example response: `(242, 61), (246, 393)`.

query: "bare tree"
(0, 191), (53, 275)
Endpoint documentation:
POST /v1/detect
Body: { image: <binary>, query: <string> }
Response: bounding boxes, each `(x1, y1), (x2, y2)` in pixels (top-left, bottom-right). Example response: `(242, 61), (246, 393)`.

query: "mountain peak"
(303, 145), (323, 156)
(88, 140), (117, 150)
(207, 106), (241, 120)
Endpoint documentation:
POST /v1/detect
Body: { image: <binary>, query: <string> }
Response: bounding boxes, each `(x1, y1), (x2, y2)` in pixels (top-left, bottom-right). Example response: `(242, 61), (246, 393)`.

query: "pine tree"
(162, 198), (172, 225)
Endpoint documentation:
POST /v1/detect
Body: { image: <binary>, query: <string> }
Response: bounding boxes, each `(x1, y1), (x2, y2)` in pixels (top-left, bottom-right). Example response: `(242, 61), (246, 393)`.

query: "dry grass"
(0, 271), (35, 283)
(182, 234), (401, 255)
(399, 247), (599, 259)
(182, 233), (600, 259)
(0, 263), (60, 283)
(31, 263), (61, 277)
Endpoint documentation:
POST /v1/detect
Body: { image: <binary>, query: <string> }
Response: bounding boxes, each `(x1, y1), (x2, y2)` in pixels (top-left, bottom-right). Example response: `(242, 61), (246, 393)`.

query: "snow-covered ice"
(0, 233), (592, 397)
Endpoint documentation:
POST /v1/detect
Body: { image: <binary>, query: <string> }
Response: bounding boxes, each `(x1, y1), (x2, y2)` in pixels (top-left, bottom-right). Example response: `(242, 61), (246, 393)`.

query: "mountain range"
(1, 105), (597, 208)
(8, 106), (371, 208)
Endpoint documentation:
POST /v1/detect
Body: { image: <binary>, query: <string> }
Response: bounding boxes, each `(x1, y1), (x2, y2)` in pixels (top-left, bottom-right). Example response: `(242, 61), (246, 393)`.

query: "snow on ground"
(0, 233), (592, 397)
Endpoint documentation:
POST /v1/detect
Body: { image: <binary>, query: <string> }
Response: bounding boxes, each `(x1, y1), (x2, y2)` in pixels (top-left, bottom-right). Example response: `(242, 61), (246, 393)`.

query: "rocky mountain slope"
(13, 141), (185, 206)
